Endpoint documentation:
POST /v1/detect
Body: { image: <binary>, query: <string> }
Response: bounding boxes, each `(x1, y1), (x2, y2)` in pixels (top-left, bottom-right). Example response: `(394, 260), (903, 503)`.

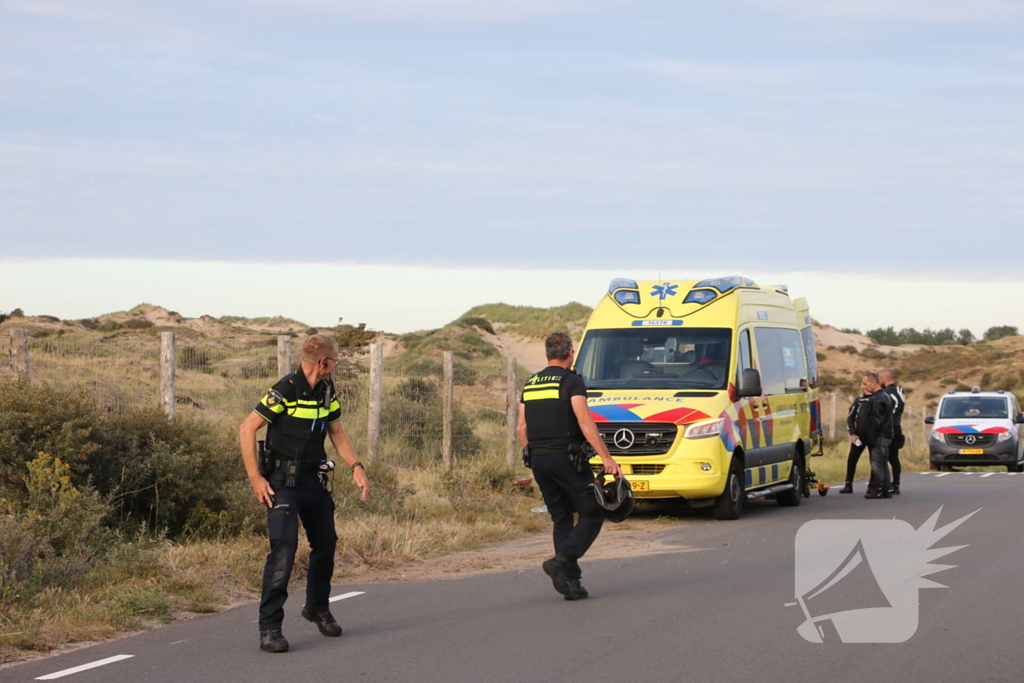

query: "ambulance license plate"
(630, 480), (649, 492)
(959, 449), (984, 455)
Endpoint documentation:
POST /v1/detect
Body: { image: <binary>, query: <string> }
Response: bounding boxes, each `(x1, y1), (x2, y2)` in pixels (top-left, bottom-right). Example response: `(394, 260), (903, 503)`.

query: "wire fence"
(3, 329), (513, 469)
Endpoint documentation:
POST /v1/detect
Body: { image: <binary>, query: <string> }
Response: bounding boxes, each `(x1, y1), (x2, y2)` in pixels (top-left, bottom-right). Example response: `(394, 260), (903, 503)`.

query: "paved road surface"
(5, 472), (1022, 683)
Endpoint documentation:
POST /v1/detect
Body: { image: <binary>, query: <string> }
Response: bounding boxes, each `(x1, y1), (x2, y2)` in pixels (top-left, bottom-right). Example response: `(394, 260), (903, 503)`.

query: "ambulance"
(576, 276), (823, 519)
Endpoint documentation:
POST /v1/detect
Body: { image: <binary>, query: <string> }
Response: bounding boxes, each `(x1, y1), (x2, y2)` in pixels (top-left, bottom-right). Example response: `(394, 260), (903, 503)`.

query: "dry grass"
(811, 437), (931, 486)
(0, 463), (543, 664)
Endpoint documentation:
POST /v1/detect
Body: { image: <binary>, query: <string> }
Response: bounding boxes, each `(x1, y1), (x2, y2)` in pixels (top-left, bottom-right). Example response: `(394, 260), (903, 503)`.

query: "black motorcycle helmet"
(592, 468), (635, 523)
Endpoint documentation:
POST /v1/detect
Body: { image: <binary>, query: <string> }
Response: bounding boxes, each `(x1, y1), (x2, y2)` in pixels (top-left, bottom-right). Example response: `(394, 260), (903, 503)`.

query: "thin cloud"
(738, 0), (1024, 23)
(233, 0), (646, 20)
(639, 60), (823, 94)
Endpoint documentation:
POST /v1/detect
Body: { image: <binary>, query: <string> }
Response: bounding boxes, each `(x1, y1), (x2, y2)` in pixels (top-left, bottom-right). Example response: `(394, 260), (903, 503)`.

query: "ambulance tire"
(712, 456), (745, 520)
(776, 455), (803, 507)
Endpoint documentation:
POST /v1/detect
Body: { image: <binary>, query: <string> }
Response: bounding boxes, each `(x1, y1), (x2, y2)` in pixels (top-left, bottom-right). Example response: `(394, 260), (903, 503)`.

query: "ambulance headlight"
(685, 418), (723, 439)
(930, 430), (944, 442)
(997, 431), (1013, 443)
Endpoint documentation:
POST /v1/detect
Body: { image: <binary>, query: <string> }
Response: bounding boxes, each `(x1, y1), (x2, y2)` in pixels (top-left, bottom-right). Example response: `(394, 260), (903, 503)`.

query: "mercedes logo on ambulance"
(613, 428), (636, 449)
(965, 434), (977, 445)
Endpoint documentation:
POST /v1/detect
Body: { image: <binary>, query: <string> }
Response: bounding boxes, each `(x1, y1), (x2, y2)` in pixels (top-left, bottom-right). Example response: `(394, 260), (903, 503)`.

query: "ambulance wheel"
(712, 457), (745, 520)
(777, 458), (803, 507)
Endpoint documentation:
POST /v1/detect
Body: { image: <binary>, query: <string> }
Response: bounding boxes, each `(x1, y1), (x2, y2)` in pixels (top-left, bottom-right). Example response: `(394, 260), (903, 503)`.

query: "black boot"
(259, 629), (289, 653)
(891, 483), (900, 495)
(864, 487), (881, 499)
(566, 579), (588, 600)
(839, 483), (853, 494)
(542, 552), (573, 597)
(301, 606), (342, 637)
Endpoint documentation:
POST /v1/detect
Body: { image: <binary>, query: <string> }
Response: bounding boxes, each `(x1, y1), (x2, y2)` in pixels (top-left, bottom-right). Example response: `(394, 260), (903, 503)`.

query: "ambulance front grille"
(597, 423), (678, 455)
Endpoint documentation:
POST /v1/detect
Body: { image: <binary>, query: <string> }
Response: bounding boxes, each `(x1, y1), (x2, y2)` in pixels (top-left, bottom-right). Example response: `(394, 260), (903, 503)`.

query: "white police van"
(925, 388), (1024, 472)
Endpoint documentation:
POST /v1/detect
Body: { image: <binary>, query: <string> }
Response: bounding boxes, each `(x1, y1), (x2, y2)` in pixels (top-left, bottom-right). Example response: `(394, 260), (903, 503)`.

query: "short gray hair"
(545, 332), (573, 361)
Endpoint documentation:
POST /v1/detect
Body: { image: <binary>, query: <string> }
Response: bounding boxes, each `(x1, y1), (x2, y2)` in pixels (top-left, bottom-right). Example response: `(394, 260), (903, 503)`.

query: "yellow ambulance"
(575, 276), (823, 519)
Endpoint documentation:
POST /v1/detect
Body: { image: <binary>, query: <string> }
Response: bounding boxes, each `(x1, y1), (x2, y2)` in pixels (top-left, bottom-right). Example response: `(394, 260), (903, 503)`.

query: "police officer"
(516, 332), (621, 601)
(839, 389), (871, 494)
(240, 334), (370, 653)
(850, 372), (894, 499)
(879, 369), (906, 495)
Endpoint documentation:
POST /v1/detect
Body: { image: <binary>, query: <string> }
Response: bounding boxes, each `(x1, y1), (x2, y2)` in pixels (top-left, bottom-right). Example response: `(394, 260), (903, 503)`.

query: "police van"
(574, 276), (823, 519)
(925, 388), (1024, 472)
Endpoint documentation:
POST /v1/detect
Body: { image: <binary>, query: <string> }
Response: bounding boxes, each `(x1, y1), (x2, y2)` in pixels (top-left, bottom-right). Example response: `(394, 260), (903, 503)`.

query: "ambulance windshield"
(575, 328), (732, 390)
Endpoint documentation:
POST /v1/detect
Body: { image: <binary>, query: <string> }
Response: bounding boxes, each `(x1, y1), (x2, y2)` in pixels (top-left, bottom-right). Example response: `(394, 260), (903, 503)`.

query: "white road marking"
(169, 640), (187, 646)
(36, 655), (134, 680)
(329, 591), (365, 603)
(981, 473), (996, 478)
(783, 602), (797, 607)
(918, 472), (933, 475)
(936, 472), (951, 477)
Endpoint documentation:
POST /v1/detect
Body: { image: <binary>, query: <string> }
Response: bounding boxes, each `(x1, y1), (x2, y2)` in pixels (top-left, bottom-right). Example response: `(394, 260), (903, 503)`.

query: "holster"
(257, 440), (274, 477)
(522, 446), (532, 469)
(567, 443), (596, 474)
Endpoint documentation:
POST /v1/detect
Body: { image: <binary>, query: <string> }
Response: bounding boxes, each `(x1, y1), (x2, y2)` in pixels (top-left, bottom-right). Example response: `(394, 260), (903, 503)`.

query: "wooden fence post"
(277, 336), (292, 378)
(10, 329), (30, 381)
(506, 356), (518, 474)
(830, 392), (837, 439)
(161, 331), (176, 419)
(442, 351), (454, 471)
(367, 343), (383, 462)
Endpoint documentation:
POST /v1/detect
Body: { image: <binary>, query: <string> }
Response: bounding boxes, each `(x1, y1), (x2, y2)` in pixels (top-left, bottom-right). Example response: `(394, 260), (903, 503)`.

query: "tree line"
(839, 325), (1019, 346)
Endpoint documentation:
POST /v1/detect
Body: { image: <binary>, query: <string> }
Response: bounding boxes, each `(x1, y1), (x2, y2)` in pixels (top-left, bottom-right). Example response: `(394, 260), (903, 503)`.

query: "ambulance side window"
(737, 329), (753, 387)
(753, 328), (786, 396)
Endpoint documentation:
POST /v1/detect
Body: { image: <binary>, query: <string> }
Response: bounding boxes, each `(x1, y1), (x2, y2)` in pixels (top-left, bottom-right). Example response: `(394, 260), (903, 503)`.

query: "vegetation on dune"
(462, 302), (592, 338)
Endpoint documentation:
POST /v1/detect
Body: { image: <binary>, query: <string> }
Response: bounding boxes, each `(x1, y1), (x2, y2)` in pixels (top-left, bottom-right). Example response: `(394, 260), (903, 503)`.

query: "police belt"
(529, 445), (583, 456)
(272, 458), (323, 472)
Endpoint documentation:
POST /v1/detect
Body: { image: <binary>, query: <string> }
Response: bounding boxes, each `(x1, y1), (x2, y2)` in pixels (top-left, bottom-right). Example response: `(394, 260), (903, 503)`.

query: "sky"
(1, 0), (1023, 333)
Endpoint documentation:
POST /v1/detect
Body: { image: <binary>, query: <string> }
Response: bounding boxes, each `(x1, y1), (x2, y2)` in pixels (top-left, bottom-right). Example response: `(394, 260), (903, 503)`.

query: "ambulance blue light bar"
(695, 276), (757, 294)
(683, 289), (718, 305)
(608, 278), (638, 293)
(609, 278), (640, 305)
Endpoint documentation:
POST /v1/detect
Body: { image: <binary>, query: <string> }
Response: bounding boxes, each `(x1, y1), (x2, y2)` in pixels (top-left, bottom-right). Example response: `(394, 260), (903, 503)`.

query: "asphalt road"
(4, 471), (1023, 683)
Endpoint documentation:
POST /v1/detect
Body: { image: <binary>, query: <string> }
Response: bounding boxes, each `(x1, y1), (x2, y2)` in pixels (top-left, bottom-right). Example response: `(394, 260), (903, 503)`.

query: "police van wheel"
(777, 458), (803, 507)
(712, 458), (744, 521)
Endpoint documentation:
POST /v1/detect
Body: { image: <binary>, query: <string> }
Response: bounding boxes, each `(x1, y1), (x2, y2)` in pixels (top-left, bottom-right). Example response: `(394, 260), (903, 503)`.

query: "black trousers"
(531, 452), (604, 580)
(867, 437), (892, 493)
(888, 428), (903, 485)
(259, 469), (337, 630)
(845, 442), (866, 483)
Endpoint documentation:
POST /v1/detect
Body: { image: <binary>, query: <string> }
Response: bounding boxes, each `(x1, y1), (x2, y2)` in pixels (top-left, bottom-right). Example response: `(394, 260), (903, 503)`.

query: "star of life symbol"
(650, 283), (678, 301)
(790, 507), (978, 643)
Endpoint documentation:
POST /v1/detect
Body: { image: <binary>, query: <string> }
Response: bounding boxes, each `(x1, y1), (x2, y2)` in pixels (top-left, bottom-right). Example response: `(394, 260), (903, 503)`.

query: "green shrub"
(97, 320), (124, 332)
(123, 319), (154, 329)
(456, 316), (496, 335)
(861, 348), (885, 360)
(837, 345), (859, 355)
(816, 351), (827, 361)
(0, 380), (98, 497)
(38, 314), (60, 323)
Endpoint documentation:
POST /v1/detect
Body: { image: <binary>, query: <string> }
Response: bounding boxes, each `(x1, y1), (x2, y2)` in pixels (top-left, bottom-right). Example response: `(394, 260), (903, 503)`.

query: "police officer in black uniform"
(839, 390), (871, 494)
(516, 332), (621, 601)
(879, 369), (906, 495)
(851, 372), (894, 499)
(240, 334), (370, 653)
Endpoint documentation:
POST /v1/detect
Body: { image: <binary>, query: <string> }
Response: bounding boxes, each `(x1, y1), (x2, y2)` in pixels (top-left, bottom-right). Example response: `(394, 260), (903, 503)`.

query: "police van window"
(575, 328), (732, 390)
(753, 328), (807, 395)
(939, 397), (1010, 420)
